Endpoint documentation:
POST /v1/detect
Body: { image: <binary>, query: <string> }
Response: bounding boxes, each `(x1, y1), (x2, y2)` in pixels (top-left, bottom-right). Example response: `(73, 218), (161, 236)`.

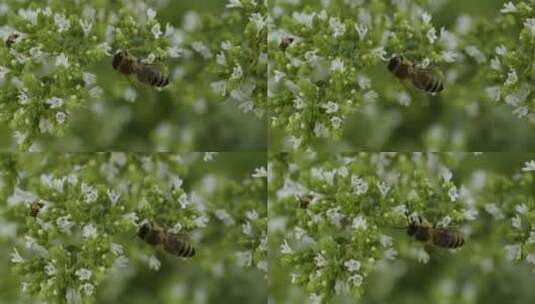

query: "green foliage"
(269, 153), (535, 303)
(0, 153), (267, 303)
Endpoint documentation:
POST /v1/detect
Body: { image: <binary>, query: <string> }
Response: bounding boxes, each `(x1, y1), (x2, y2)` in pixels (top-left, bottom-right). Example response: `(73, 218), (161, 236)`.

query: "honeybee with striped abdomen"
(406, 214), (464, 249)
(388, 55), (444, 94)
(138, 222), (195, 258)
(5, 33), (19, 49)
(280, 37), (294, 51)
(112, 51), (170, 88)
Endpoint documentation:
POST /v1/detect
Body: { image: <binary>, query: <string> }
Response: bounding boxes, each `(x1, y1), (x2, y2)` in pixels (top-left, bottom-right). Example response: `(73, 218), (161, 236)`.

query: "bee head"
(138, 222), (151, 239)
(388, 55), (402, 72)
(407, 221), (418, 236)
(112, 51), (127, 70)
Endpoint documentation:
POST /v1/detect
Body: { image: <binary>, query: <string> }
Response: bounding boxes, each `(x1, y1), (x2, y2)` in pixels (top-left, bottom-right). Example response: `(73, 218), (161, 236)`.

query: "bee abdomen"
(138, 69), (169, 87)
(433, 230), (464, 248)
(164, 237), (196, 257)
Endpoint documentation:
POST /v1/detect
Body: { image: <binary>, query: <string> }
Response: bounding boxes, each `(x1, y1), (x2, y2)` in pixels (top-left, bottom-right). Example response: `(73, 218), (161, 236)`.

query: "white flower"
(18, 9), (38, 25)
(249, 13), (265, 31)
(513, 107), (529, 118)
(522, 160), (535, 171)
(148, 255), (161, 270)
(215, 209), (235, 226)
(293, 96), (305, 109)
(178, 193), (189, 209)
(527, 254), (535, 265)
(496, 45), (507, 56)
(55, 53), (69, 68)
(326, 207), (345, 227)
(151, 23), (162, 39)
(236, 251), (252, 267)
(252, 167), (267, 178)
(231, 65), (243, 80)
(484, 203), (504, 220)
(203, 152), (217, 162)
(79, 19), (92, 36)
(348, 274), (363, 286)
(46, 97), (64, 109)
(241, 221), (252, 236)
(56, 112), (67, 124)
(313, 122), (329, 138)
(344, 259), (361, 272)
(384, 248), (398, 260)
(377, 181), (390, 198)
(45, 262), (56, 276)
(490, 57), (501, 71)
(75, 268), (92, 281)
(421, 12), (432, 24)
(379, 234), (393, 247)
(82, 224), (97, 239)
(82, 72), (96, 87)
(191, 41), (212, 59)
(505, 68), (518, 86)
(211, 81), (226, 96)
(193, 214), (209, 227)
(352, 215), (368, 230)
(500, 2), (517, 14)
(147, 8), (156, 20)
(11, 248), (24, 263)
(56, 215), (74, 233)
(363, 90), (378, 103)
(465, 46), (486, 63)
(107, 189), (121, 205)
(355, 23), (368, 41)
(226, 0), (243, 8)
(416, 248), (430, 264)
(281, 239), (294, 254)
(54, 13), (70, 33)
(80, 283), (94, 296)
(329, 17), (346, 38)
(515, 203), (528, 214)
(351, 175), (369, 195)
(512, 214), (522, 230)
(66, 287), (81, 304)
(81, 183), (98, 203)
(448, 186), (459, 202)
(331, 116), (342, 129)
(330, 58), (345, 72)
(111, 243), (124, 256)
(485, 86), (501, 102)
(309, 294), (322, 304)
(437, 216), (451, 228)
(357, 75), (371, 90)
(314, 254), (327, 267)
(39, 118), (53, 134)
(98, 42), (112, 56)
(442, 51), (458, 63)
(323, 101), (339, 114)
(426, 27), (437, 44)
(246, 210), (259, 221)
(123, 86), (137, 102)
(529, 231), (535, 244)
(168, 46), (182, 58)
(504, 244), (522, 262)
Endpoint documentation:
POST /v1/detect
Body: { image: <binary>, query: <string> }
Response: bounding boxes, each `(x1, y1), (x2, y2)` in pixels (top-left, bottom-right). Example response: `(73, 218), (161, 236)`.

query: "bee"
(388, 55), (444, 94)
(406, 214), (464, 249)
(5, 33), (19, 49)
(112, 51), (170, 88)
(29, 201), (44, 217)
(138, 222), (196, 258)
(280, 37), (294, 51)
(297, 194), (313, 209)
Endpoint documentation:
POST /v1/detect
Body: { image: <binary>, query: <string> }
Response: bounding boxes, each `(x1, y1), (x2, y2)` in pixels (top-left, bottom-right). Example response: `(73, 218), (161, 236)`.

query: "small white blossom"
(226, 0), (243, 8)
(490, 57), (501, 71)
(11, 248), (24, 263)
(293, 96), (305, 110)
(168, 46), (182, 58)
(246, 210), (259, 221)
(500, 2), (517, 14)
(448, 186), (459, 202)
(330, 58), (345, 72)
(484, 203), (505, 220)
(45, 262), (56, 276)
(485, 86), (501, 102)
(55, 53), (69, 68)
(384, 248), (398, 260)
(147, 8), (156, 20)
(442, 51), (458, 63)
(421, 12), (432, 24)
(379, 234), (393, 247)
(39, 118), (53, 134)
(211, 81), (226, 96)
(357, 75), (371, 90)
(56, 112), (67, 124)
(326, 207), (345, 227)
(82, 224), (97, 239)
(416, 248), (430, 264)
(148, 255), (161, 270)
(191, 41), (212, 59)
(331, 116), (342, 129)
(363, 90), (378, 103)
(236, 250), (252, 267)
(512, 214), (522, 230)
(80, 283), (94, 296)
(348, 274), (363, 286)
(314, 254), (327, 267)
(75, 268), (92, 281)
(377, 181), (390, 198)
(329, 17), (346, 38)
(515, 203), (528, 214)
(107, 189), (121, 205)
(281, 239), (293, 254)
(527, 254), (535, 265)
(203, 152), (217, 162)
(241, 221), (253, 236)
(344, 259), (361, 272)
(465, 46), (486, 63)
(18, 9), (38, 25)
(505, 244), (522, 262)
(54, 13), (70, 32)
(529, 231), (535, 244)
(151, 23), (162, 39)
(351, 175), (369, 195)
(426, 27), (437, 44)
(355, 23), (368, 40)
(79, 19), (92, 36)
(56, 215), (74, 233)
(437, 216), (452, 228)
(123, 86), (137, 102)
(249, 13), (265, 31)
(252, 167), (267, 178)
(46, 97), (64, 109)
(82, 72), (96, 87)
(522, 160), (535, 172)
(231, 65), (243, 80)
(352, 215), (368, 230)
(496, 45), (507, 56)
(323, 101), (339, 114)
(505, 68), (518, 86)
(111, 243), (124, 256)
(309, 294), (322, 304)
